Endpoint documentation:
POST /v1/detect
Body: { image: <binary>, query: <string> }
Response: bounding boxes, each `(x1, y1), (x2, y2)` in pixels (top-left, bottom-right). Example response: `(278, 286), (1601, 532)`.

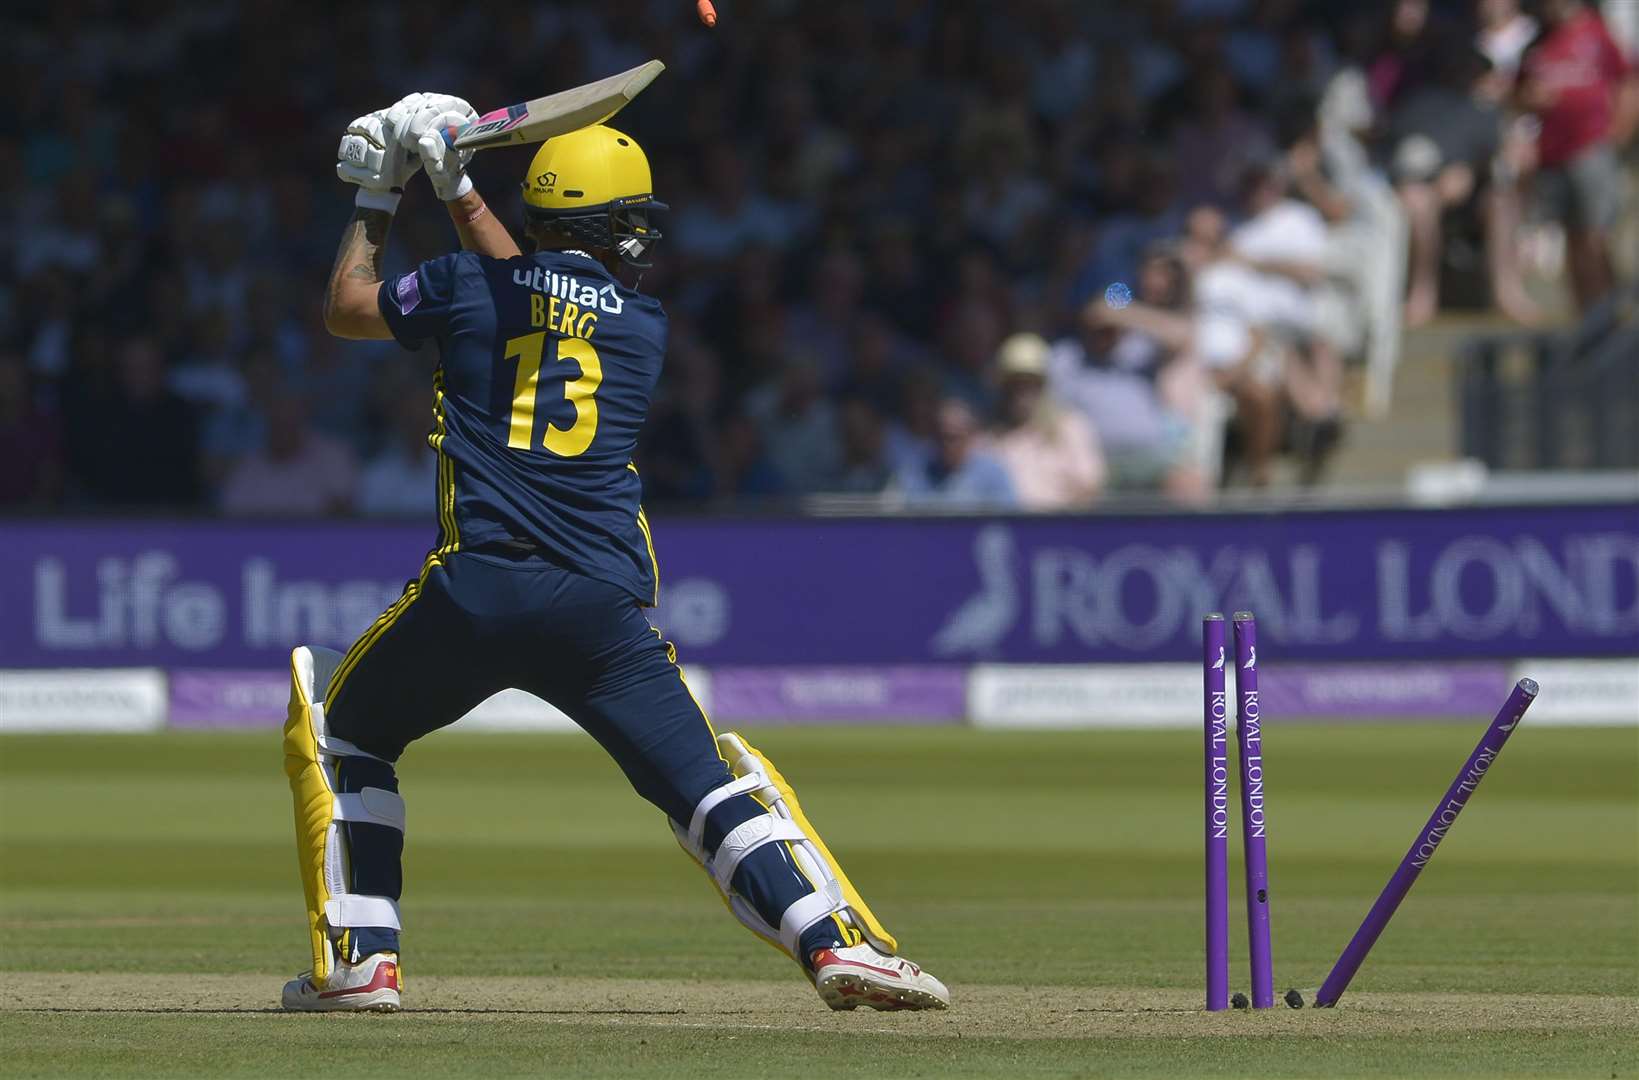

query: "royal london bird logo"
(931, 526), (1019, 656)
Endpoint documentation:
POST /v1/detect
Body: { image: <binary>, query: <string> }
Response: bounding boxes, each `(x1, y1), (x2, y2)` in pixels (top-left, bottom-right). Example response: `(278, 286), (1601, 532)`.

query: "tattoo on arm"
(325, 208), (393, 322)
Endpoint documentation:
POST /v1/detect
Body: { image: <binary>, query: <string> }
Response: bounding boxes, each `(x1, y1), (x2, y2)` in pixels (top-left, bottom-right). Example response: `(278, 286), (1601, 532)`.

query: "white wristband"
(444, 173), (474, 201)
(355, 189), (402, 213)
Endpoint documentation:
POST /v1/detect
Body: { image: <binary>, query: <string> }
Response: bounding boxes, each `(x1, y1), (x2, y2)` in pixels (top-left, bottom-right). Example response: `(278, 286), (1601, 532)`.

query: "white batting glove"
(337, 94), (428, 212)
(400, 93), (479, 201)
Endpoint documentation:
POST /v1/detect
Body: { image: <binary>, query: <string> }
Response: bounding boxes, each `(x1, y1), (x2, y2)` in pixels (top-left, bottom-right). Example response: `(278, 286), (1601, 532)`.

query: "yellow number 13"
(503, 332), (602, 457)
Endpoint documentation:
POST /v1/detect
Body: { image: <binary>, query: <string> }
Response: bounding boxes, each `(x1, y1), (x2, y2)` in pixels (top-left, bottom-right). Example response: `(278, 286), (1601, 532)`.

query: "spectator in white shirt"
(1229, 161), (1345, 437)
(1475, 0), (1538, 85)
(1093, 208), (1285, 487)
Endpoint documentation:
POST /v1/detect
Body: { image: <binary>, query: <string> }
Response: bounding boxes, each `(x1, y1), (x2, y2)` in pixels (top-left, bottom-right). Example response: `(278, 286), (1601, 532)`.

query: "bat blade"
(448, 60), (665, 152)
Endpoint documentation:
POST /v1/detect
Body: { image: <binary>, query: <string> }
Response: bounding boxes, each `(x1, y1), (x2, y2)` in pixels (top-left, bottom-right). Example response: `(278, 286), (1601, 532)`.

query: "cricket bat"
(442, 60), (665, 152)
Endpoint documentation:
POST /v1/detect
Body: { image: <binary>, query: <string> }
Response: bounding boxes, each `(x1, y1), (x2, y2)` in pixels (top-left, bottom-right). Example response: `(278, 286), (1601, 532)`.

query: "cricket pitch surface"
(3, 727), (1634, 1077)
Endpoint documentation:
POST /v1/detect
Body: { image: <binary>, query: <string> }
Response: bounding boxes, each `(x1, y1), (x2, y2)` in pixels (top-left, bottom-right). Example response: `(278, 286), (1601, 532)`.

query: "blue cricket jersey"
(378, 249), (664, 604)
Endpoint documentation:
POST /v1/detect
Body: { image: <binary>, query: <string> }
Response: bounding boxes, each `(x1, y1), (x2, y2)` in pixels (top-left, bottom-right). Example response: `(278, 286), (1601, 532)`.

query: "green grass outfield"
(1, 723), (1635, 1078)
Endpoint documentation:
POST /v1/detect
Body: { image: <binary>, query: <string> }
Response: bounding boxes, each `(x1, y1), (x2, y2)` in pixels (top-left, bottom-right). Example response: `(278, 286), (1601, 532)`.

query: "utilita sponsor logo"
(1240, 692), (1265, 839)
(512, 266), (625, 314)
(1210, 690), (1230, 840)
(1409, 744), (1500, 868)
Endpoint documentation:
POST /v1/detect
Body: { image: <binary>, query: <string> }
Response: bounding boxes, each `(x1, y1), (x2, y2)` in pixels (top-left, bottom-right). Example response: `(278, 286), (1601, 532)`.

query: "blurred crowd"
(4, 0), (1636, 514)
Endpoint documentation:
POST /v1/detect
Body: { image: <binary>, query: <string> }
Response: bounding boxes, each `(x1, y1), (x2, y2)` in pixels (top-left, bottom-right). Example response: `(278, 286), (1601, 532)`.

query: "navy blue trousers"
(323, 551), (845, 965)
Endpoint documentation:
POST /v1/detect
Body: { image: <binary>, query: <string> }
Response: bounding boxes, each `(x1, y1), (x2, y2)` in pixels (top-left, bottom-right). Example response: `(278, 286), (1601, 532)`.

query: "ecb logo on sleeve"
(395, 273), (421, 315)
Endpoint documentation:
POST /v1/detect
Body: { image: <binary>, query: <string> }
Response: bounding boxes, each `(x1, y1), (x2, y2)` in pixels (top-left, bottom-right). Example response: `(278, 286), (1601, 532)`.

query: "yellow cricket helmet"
(521, 124), (666, 267)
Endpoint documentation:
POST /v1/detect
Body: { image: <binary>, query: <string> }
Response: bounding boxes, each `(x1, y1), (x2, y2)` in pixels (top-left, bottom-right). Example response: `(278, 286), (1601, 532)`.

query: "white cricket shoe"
(281, 951), (402, 1012)
(812, 944), (950, 1011)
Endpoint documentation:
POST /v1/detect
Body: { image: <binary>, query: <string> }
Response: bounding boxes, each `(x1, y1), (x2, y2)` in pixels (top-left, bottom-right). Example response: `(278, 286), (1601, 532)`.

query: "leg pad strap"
(711, 814), (809, 891)
(325, 895), (402, 930)
(334, 789), (406, 831)
(687, 771), (763, 850)
(673, 731), (897, 962)
(779, 886), (846, 956)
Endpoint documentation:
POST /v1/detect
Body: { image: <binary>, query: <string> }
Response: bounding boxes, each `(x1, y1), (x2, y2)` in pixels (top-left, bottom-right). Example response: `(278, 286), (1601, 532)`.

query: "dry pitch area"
(4, 974), (1634, 1078)
(2, 728), (1635, 1078)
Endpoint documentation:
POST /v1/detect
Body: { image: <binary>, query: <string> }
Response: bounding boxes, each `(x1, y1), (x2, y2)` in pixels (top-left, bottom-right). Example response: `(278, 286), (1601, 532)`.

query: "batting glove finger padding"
(399, 93), (478, 142)
(337, 107), (424, 212)
(414, 122), (476, 201)
(392, 94), (477, 201)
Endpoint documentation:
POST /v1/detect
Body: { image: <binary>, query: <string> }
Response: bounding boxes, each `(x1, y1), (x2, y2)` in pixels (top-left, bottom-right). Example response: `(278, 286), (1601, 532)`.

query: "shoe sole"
(281, 988), (401, 1013)
(816, 970), (948, 1012)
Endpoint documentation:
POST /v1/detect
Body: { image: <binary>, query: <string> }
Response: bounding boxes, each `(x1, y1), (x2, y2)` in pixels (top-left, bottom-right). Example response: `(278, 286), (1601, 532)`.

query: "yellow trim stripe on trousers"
(628, 463), (661, 606)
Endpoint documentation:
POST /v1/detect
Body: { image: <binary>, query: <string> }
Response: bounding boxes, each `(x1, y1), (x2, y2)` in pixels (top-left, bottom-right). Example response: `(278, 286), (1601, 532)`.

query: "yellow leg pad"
(282, 646), (345, 987)
(722, 733), (898, 955)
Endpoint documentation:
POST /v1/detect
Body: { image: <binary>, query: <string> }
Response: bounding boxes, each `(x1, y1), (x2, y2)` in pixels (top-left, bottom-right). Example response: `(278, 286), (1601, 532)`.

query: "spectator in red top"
(1518, 0), (1639, 311)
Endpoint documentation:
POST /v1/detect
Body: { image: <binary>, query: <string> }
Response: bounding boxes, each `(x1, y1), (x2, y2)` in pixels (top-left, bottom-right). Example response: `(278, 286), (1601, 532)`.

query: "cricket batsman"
(278, 92), (949, 1013)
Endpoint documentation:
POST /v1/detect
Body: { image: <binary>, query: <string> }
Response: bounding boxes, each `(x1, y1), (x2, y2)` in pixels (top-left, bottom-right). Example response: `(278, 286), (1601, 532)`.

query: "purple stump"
(1314, 678), (1539, 1008)
(1234, 612), (1274, 1009)
(1203, 615), (1230, 1011)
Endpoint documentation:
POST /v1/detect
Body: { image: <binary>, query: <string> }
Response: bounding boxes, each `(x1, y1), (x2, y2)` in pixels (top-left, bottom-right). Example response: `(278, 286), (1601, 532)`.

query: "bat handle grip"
(442, 127), (458, 150)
